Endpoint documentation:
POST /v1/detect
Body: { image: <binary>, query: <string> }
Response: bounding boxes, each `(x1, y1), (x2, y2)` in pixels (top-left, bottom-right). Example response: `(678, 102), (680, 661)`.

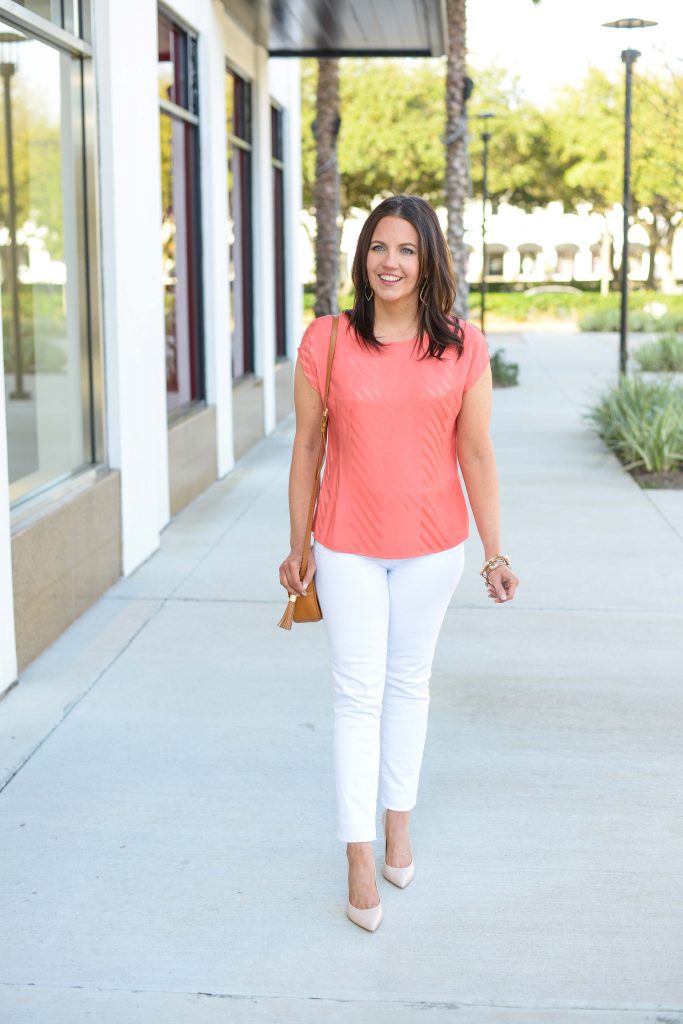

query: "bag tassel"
(277, 594), (297, 630)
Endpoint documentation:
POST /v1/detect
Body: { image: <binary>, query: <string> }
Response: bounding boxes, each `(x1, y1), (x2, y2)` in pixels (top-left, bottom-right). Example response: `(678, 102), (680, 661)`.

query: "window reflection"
(271, 104), (286, 358)
(9, 2), (80, 34)
(157, 14), (186, 108)
(158, 13), (202, 415)
(0, 28), (90, 503)
(226, 68), (253, 379)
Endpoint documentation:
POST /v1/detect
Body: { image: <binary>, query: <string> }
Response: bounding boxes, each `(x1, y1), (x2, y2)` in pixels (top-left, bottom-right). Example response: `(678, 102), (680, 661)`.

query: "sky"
(467, 0), (683, 106)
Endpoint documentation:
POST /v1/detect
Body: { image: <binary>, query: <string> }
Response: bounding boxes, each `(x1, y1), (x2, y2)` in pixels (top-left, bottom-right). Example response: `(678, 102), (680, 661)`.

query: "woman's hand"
(279, 549), (317, 598)
(485, 564), (519, 604)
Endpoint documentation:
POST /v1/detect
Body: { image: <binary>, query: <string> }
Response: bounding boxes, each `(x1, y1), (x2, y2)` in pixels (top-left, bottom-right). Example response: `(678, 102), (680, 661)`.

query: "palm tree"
(312, 59), (341, 318)
(445, 0), (469, 319)
(445, 0), (540, 320)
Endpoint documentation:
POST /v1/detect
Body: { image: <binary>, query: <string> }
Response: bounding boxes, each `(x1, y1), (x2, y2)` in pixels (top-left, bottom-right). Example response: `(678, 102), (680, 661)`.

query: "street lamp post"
(603, 18), (657, 377)
(477, 112), (494, 336)
(0, 31), (29, 400)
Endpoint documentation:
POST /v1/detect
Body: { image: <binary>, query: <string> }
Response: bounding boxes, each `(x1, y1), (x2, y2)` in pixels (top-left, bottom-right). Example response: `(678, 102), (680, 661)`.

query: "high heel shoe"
(381, 809), (416, 889)
(346, 864), (382, 932)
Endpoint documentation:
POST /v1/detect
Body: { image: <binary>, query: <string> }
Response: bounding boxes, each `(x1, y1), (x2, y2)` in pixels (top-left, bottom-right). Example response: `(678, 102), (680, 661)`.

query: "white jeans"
(313, 539), (465, 843)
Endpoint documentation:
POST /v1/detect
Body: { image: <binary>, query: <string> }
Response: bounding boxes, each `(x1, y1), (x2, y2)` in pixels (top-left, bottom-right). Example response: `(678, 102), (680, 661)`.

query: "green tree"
(468, 74), (569, 212)
(303, 59), (548, 217)
(547, 66), (683, 292)
(302, 58), (447, 219)
(0, 78), (64, 258)
(632, 68), (683, 290)
(339, 58), (446, 215)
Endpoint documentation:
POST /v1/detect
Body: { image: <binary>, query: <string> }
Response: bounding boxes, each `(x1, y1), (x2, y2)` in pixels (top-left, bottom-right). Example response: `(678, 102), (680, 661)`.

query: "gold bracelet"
(480, 554), (510, 584)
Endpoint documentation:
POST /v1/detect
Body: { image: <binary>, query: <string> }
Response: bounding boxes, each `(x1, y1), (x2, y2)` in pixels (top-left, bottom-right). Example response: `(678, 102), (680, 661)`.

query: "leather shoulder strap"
(322, 315), (338, 406)
(299, 315), (338, 580)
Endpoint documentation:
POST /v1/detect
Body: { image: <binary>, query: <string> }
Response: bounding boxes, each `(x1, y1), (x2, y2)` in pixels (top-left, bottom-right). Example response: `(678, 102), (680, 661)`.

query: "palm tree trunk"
(313, 59), (340, 318)
(445, 0), (469, 320)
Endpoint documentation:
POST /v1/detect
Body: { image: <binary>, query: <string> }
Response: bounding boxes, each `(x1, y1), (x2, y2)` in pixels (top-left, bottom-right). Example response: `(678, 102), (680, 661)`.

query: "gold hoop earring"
(364, 284), (374, 301)
(419, 279), (428, 304)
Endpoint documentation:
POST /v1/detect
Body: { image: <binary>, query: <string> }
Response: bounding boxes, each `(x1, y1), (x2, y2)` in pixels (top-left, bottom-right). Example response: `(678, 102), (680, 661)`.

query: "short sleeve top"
(297, 312), (491, 558)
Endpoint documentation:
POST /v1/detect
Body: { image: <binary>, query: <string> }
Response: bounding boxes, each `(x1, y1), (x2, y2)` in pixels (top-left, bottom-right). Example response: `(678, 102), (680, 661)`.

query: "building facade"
(0, 0), (303, 691)
(0, 0), (447, 694)
(461, 201), (683, 292)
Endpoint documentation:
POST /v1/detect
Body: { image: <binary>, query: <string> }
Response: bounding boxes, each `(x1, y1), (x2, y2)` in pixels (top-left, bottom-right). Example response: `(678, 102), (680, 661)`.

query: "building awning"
(221, 0), (447, 57)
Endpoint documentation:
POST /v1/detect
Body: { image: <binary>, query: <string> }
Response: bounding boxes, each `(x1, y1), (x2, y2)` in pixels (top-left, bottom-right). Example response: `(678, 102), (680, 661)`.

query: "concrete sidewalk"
(1, 331), (682, 1023)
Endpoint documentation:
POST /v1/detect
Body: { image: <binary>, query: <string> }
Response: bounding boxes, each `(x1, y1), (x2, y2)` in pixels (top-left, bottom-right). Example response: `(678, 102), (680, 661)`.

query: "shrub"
(653, 313), (683, 334)
(634, 333), (683, 372)
(585, 376), (683, 473)
(578, 307), (683, 333)
(490, 348), (519, 387)
(578, 308), (662, 332)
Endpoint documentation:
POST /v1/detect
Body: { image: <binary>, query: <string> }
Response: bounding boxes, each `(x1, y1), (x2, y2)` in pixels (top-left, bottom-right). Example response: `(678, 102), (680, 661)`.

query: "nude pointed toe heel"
(345, 895), (383, 932)
(346, 865), (382, 932)
(381, 809), (416, 889)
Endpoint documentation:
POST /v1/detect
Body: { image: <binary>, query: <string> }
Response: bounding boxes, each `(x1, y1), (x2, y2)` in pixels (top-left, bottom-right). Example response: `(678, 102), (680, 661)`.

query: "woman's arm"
(279, 359), (324, 597)
(456, 365), (519, 603)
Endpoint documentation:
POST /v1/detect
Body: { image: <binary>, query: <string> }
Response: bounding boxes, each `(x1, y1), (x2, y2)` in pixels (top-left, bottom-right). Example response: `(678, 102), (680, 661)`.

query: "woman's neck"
(373, 297), (420, 340)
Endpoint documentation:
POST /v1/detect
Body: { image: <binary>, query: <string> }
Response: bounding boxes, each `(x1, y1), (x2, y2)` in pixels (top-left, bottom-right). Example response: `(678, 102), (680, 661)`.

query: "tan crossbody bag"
(277, 315), (338, 630)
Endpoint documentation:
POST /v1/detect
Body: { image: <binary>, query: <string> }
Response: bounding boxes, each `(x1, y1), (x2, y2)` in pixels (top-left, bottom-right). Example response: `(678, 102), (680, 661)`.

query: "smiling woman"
(348, 194), (464, 356)
(366, 218), (420, 320)
(279, 194), (520, 933)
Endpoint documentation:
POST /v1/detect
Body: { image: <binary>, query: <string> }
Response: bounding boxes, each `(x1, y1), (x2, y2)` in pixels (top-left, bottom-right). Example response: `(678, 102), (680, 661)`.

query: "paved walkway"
(1, 331), (682, 1023)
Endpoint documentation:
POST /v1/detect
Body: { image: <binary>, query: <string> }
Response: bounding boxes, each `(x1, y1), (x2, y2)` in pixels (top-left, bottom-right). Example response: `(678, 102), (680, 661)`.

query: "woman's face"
(366, 216), (420, 305)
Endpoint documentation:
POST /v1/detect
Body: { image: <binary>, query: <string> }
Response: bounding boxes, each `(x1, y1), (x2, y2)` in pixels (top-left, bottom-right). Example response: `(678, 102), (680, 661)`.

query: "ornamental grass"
(585, 376), (683, 474)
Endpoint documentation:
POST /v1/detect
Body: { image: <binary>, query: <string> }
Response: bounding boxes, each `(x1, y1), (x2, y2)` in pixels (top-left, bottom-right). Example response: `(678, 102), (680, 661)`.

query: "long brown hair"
(347, 195), (465, 359)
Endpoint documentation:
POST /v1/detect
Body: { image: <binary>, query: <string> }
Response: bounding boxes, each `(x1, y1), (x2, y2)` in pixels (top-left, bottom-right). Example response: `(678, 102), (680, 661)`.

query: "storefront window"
(226, 67), (253, 379)
(271, 104), (286, 359)
(8, 2), (81, 34)
(158, 12), (203, 415)
(0, 24), (94, 505)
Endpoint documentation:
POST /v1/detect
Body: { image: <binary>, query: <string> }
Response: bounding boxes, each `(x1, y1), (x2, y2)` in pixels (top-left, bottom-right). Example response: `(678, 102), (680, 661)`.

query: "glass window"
(271, 102), (282, 162)
(519, 248), (540, 276)
(591, 247), (601, 275)
(271, 104), (286, 359)
(157, 14), (187, 109)
(158, 13), (203, 415)
(226, 68), (253, 379)
(556, 247), (576, 277)
(487, 251), (504, 276)
(7, 2), (81, 34)
(0, 25), (93, 505)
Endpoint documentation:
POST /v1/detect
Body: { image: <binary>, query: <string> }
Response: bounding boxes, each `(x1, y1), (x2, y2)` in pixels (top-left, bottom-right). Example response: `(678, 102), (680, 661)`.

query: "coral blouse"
(297, 312), (491, 558)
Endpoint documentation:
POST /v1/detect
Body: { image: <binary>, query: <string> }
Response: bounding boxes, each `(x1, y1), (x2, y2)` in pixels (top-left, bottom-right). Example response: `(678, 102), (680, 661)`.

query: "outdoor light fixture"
(602, 17), (657, 377)
(476, 112), (495, 336)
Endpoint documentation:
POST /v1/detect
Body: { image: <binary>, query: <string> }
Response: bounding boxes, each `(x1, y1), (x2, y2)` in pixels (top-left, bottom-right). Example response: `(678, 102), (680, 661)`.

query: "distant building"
(327, 199), (683, 294)
(462, 200), (682, 293)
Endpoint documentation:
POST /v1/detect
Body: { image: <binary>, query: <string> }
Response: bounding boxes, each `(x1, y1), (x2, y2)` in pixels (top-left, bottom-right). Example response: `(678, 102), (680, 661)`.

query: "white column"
(200, 1), (234, 477)
(0, 280), (18, 690)
(252, 45), (277, 435)
(93, 0), (170, 573)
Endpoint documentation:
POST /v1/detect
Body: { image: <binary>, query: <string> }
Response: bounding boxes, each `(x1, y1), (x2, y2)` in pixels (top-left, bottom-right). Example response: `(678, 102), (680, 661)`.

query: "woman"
(279, 195), (519, 932)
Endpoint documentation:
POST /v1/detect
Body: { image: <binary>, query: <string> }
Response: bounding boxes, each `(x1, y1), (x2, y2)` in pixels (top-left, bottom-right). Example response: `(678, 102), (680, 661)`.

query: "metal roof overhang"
(220, 0), (448, 57)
